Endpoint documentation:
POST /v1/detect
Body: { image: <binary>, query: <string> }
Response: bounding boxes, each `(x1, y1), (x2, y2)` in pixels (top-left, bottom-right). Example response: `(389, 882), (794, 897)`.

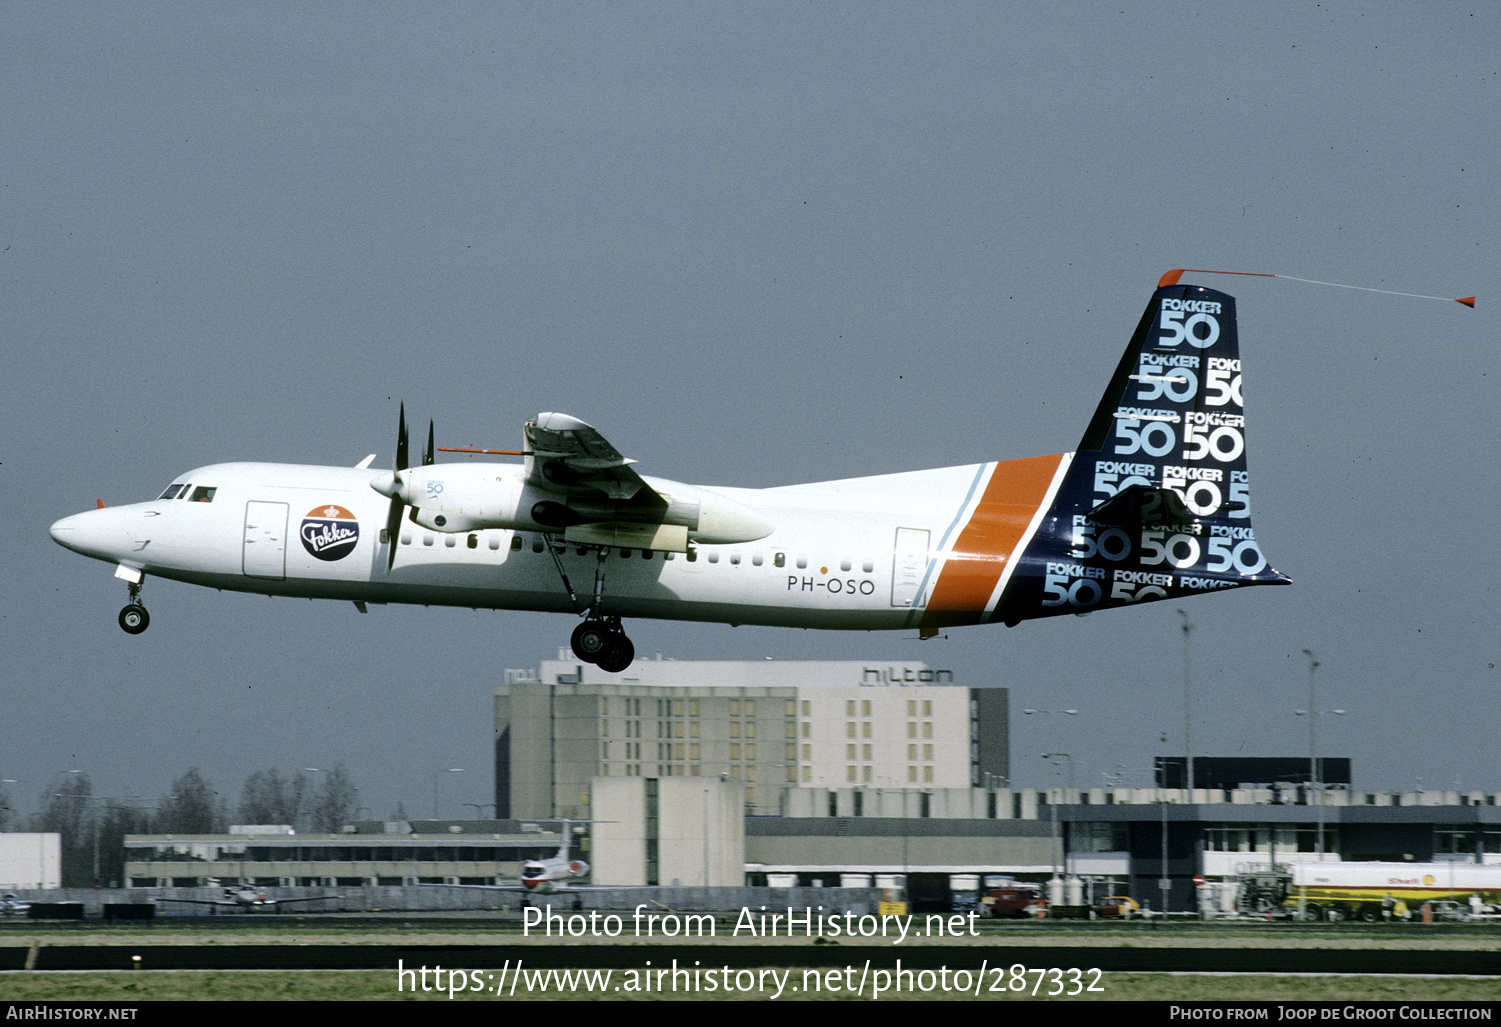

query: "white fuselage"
(50, 459), (1007, 631)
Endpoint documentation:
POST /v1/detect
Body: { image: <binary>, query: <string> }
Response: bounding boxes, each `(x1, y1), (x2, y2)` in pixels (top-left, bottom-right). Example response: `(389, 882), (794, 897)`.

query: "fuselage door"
(243, 501), (289, 580)
(891, 527), (929, 607)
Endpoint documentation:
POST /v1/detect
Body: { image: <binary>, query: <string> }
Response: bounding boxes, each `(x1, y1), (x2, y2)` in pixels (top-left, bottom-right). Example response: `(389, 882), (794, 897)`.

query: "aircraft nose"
(49, 512), (87, 550)
(49, 506), (139, 562)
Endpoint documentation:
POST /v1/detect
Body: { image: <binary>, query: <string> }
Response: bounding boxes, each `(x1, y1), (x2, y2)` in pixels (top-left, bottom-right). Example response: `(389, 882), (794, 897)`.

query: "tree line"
(1, 764), (359, 888)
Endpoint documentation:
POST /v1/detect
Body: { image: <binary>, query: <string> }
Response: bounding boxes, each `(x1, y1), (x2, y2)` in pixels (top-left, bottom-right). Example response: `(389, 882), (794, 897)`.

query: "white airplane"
(514, 819), (591, 895)
(157, 886), (334, 913)
(0, 893), (32, 917)
(50, 278), (1289, 670)
(421, 820), (598, 907)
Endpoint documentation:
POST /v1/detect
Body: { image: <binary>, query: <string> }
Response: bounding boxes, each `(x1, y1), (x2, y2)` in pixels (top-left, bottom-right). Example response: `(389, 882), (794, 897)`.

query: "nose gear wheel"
(118, 579), (149, 634)
(119, 604), (149, 634)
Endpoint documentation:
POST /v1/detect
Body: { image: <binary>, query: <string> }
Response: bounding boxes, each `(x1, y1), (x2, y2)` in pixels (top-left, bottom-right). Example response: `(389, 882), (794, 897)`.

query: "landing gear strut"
(547, 540), (635, 672)
(118, 580), (149, 635)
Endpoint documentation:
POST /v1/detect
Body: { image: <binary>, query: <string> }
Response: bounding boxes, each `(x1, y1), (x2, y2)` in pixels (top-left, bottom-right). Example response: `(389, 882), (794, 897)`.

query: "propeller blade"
(423, 419), (435, 466)
(385, 495), (405, 574)
(387, 403), (411, 573)
(395, 402), (409, 472)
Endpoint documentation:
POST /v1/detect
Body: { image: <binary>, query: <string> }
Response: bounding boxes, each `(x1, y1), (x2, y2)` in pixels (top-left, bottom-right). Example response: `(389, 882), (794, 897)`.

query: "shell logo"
(1423, 875), (1435, 886)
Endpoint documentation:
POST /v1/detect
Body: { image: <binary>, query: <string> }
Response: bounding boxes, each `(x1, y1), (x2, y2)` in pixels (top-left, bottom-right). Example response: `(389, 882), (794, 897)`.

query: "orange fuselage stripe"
(920, 453), (1065, 629)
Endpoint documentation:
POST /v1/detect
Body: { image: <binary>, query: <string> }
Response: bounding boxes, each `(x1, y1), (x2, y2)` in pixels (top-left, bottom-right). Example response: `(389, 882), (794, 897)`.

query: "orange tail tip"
(1457, 296), (1476, 308)
(1159, 268), (1276, 288)
(96, 498), (107, 509)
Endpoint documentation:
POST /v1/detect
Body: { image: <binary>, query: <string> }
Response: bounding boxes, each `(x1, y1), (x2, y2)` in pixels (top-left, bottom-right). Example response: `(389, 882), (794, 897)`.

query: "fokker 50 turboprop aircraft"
(51, 279), (1289, 670)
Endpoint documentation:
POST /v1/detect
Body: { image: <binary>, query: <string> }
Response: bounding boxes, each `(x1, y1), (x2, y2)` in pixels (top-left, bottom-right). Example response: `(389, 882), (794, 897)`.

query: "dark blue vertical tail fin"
(995, 283), (1289, 624)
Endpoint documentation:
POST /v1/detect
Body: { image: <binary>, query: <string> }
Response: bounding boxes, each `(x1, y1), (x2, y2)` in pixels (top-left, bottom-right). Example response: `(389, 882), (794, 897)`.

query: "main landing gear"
(544, 538), (636, 672)
(119, 580), (149, 635)
(570, 617), (635, 674)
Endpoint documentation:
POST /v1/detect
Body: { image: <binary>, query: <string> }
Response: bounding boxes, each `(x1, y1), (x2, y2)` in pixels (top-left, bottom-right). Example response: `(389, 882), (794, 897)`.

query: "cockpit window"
(159, 484), (186, 500)
(188, 486), (217, 503)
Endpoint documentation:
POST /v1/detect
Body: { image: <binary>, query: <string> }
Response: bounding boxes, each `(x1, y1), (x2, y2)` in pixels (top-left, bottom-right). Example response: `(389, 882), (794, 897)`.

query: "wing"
(524, 413), (658, 503)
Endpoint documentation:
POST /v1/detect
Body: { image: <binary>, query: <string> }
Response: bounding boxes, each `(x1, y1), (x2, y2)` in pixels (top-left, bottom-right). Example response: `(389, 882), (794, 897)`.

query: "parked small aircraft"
(157, 886), (335, 913)
(0, 893), (32, 917)
(51, 279), (1288, 669)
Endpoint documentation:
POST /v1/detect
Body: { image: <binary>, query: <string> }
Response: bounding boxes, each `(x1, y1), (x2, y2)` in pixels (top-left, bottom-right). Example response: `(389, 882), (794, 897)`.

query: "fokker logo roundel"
(300, 505), (359, 561)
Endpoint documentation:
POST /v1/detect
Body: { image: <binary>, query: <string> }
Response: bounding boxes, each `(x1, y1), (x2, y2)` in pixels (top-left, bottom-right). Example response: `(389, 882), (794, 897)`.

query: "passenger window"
(707, 553), (719, 564)
(158, 484), (185, 500)
(665, 552), (676, 560)
(532, 538), (544, 553)
(511, 536), (523, 551)
(863, 560), (873, 573)
(840, 559), (851, 572)
(488, 537), (501, 551)
(796, 557), (807, 569)
(467, 534), (477, 549)
(752, 553), (763, 567)
(773, 553), (785, 568)
(423, 535), (434, 547)
(686, 550), (697, 563)
(189, 486), (216, 503)
(444, 536), (456, 548)
(641, 550), (653, 560)
(620, 549), (630, 559)
(729, 554), (740, 565)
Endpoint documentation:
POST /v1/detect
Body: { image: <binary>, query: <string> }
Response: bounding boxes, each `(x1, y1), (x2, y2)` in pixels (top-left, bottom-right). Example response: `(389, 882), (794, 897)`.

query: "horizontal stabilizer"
(1087, 484), (1193, 528)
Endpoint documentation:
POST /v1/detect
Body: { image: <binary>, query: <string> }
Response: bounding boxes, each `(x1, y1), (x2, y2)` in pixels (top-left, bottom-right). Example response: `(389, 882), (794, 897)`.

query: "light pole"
(1179, 610), (1193, 796)
(1041, 752), (1074, 881)
(1298, 649), (1337, 859)
(1158, 732), (1170, 915)
(433, 768), (463, 819)
(1025, 709), (1079, 895)
(1023, 709), (1078, 787)
(1290, 702), (1350, 864)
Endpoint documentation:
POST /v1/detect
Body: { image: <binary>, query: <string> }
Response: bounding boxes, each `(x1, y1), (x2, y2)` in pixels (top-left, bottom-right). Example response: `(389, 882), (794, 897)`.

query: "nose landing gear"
(119, 580), (149, 634)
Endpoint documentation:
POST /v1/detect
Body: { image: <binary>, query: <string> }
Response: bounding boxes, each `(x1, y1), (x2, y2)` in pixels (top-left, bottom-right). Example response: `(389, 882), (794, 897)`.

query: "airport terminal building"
(117, 656), (1501, 912)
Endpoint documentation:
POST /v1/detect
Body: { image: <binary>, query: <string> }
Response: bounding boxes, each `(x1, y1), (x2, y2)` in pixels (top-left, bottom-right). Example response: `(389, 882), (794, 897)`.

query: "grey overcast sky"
(3, 3), (1496, 819)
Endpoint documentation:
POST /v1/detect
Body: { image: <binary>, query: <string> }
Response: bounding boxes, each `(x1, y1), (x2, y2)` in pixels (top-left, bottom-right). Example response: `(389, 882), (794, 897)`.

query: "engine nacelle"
(371, 464), (773, 545)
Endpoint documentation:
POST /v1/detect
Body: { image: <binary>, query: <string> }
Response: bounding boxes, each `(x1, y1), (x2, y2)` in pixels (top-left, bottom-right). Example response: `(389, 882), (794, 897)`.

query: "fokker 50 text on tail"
(51, 280), (1289, 670)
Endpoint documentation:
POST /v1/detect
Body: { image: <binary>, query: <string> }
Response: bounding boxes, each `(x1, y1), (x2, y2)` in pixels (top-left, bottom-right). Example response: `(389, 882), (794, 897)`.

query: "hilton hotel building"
(495, 655), (1009, 819)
